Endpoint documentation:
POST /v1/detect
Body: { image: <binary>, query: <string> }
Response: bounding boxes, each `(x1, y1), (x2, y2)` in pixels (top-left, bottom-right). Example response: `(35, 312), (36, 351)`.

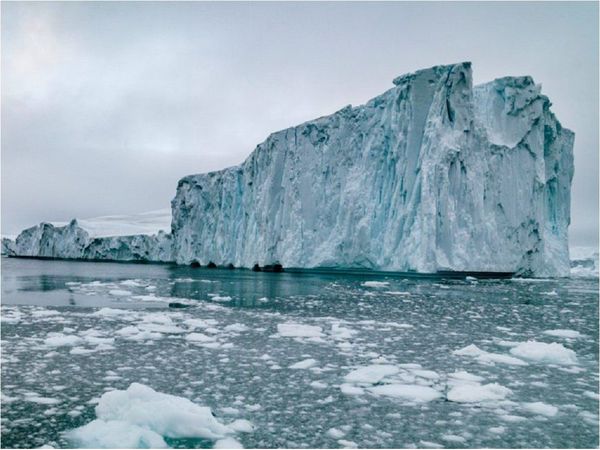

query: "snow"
(276, 323), (323, 338)
(289, 358), (318, 369)
(509, 341), (577, 365)
(543, 329), (582, 339)
(522, 402), (559, 417)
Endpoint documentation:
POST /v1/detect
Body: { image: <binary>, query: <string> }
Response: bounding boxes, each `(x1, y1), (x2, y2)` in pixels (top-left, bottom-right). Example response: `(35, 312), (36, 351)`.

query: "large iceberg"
(171, 62), (573, 276)
(4, 63), (574, 276)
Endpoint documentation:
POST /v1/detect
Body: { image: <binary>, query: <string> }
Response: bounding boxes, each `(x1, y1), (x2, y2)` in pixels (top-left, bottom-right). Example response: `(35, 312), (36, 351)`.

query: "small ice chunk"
(186, 333), (216, 343)
(447, 383), (512, 403)
(289, 359), (317, 369)
(368, 384), (442, 402)
(44, 334), (83, 348)
(277, 323), (323, 338)
(522, 402), (559, 417)
(448, 371), (484, 383)
(453, 344), (527, 366)
(109, 290), (132, 297)
(509, 341), (577, 365)
(344, 365), (399, 384)
(326, 428), (346, 439)
(543, 329), (582, 339)
(361, 281), (390, 288)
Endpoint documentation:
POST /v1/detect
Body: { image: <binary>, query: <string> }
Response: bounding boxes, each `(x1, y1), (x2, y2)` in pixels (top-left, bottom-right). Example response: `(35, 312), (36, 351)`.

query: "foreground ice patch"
(66, 383), (240, 448)
(509, 341), (577, 365)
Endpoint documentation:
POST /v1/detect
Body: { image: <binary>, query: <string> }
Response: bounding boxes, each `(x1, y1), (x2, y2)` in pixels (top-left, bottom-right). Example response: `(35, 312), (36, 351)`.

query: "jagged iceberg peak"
(171, 62), (574, 276)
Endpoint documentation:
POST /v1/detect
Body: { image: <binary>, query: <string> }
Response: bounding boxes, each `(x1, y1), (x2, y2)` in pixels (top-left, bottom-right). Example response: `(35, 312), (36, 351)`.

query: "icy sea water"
(1, 257), (598, 449)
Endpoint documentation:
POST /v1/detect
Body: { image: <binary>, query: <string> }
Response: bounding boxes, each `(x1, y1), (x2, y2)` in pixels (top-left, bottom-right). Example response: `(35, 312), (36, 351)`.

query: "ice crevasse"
(5, 62), (574, 276)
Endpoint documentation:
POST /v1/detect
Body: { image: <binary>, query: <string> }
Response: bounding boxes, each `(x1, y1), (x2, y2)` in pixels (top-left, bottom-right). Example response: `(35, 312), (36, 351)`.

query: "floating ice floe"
(447, 383), (512, 403)
(276, 323), (323, 339)
(66, 383), (244, 448)
(452, 344), (528, 366)
(509, 341), (577, 365)
(289, 358), (318, 369)
(522, 401), (559, 417)
(341, 364), (443, 403)
(43, 333), (83, 348)
(543, 329), (582, 339)
(361, 281), (390, 288)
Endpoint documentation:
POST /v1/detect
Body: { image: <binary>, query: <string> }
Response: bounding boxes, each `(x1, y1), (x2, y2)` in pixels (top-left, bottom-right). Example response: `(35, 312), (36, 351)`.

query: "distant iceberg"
(4, 63), (575, 276)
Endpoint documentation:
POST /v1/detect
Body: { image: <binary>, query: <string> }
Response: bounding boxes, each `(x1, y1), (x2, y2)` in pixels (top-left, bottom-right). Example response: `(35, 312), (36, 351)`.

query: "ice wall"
(7, 220), (173, 263)
(171, 62), (574, 276)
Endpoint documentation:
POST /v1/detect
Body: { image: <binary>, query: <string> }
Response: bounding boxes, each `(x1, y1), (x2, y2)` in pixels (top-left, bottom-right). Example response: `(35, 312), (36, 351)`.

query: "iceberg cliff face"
(171, 62), (573, 276)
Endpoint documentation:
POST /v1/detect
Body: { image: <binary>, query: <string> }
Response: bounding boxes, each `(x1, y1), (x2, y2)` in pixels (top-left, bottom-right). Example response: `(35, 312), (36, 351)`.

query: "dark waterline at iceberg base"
(1, 257), (598, 448)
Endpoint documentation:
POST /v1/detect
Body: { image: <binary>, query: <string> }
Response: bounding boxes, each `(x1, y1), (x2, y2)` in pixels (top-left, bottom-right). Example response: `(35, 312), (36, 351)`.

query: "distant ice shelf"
(3, 62), (575, 276)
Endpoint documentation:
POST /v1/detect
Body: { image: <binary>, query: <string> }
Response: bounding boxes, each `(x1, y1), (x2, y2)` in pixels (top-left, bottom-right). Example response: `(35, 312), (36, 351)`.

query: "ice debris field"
(1, 257), (598, 448)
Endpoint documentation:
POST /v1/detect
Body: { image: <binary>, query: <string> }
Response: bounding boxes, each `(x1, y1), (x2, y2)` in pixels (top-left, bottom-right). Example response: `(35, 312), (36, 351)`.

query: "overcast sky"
(2, 1), (598, 245)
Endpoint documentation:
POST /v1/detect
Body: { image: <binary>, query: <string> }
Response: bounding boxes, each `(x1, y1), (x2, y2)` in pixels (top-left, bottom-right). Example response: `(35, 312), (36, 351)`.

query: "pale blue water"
(1, 257), (598, 448)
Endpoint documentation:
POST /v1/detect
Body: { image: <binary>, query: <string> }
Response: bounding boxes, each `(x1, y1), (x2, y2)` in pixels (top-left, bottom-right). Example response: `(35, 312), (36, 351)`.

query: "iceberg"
(4, 63), (574, 276)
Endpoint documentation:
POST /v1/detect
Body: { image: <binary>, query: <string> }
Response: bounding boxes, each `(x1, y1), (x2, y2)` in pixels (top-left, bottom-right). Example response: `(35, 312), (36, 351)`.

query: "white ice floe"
(276, 323), (323, 338)
(453, 344), (527, 366)
(447, 383), (512, 403)
(509, 341), (577, 365)
(361, 281), (390, 288)
(543, 329), (582, 339)
(368, 384), (441, 402)
(448, 370), (484, 383)
(522, 401), (559, 417)
(43, 333), (83, 348)
(289, 358), (317, 369)
(344, 365), (399, 384)
(67, 383), (236, 448)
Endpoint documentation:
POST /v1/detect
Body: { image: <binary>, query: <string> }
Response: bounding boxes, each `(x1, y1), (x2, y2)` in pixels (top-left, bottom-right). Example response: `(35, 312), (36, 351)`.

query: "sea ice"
(522, 402), (559, 417)
(344, 365), (399, 384)
(543, 329), (582, 339)
(276, 323), (323, 338)
(368, 384), (442, 402)
(509, 341), (577, 365)
(447, 383), (512, 403)
(289, 359), (318, 369)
